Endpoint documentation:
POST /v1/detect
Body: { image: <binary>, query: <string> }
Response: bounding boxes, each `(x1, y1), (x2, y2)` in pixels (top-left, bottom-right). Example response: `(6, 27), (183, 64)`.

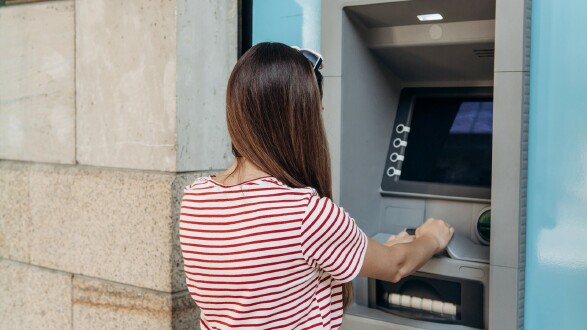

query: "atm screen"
(401, 98), (493, 187)
(381, 87), (493, 201)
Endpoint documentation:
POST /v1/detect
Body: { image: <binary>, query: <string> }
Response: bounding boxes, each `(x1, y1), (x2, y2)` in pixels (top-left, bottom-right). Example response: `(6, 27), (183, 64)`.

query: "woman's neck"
(213, 158), (270, 185)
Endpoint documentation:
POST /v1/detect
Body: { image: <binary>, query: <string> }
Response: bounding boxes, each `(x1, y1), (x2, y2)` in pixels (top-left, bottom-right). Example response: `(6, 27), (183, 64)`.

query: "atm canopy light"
(417, 13), (443, 21)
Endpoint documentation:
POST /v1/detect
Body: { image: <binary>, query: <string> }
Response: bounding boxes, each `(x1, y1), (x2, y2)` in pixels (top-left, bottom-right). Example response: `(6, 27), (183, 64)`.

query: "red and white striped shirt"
(179, 176), (368, 329)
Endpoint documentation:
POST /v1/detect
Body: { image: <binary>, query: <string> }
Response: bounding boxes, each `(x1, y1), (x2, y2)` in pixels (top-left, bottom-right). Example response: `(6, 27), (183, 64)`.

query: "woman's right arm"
(358, 218), (454, 283)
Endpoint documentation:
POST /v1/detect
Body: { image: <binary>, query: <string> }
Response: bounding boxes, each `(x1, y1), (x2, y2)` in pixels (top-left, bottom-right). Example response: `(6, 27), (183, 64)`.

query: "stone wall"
(0, 1), (75, 164)
(0, 0), (238, 329)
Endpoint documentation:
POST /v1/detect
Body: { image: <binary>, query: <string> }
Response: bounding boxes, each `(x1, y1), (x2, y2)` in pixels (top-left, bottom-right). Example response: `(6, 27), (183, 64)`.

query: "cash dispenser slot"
(369, 273), (484, 329)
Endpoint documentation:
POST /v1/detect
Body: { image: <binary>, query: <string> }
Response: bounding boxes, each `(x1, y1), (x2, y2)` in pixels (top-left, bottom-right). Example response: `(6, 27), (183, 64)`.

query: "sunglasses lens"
(292, 46), (323, 71)
(304, 52), (318, 65)
(301, 51), (321, 70)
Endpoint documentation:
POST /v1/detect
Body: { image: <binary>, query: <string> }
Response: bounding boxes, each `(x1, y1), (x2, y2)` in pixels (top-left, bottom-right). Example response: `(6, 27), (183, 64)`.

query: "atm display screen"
(381, 87), (493, 201)
(401, 97), (493, 187)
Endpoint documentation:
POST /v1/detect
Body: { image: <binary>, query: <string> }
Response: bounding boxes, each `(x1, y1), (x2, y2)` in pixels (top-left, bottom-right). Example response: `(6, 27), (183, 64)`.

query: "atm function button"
(386, 167), (401, 177)
(393, 138), (408, 148)
(410, 297), (422, 309)
(390, 293), (401, 306)
(421, 298), (433, 312)
(389, 153), (405, 162)
(432, 300), (444, 313)
(400, 295), (411, 307)
(387, 294), (458, 316)
(443, 302), (457, 316)
(396, 124), (411, 134)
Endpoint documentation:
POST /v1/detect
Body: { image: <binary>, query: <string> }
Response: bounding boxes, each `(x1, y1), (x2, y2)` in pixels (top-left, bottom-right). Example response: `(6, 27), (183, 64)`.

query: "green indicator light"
(477, 209), (491, 243)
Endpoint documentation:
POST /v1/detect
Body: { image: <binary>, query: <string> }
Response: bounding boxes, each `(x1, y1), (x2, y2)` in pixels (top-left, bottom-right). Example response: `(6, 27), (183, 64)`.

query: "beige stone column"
(0, 1), (238, 329)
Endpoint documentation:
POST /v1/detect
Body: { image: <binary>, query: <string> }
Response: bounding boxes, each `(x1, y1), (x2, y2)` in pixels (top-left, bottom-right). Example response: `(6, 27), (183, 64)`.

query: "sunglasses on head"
(291, 46), (324, 72)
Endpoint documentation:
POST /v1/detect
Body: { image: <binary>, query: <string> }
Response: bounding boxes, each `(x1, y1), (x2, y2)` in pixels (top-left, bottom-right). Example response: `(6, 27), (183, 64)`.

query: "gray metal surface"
(346, 0), (495, 28)
(446, 232), (490, 264)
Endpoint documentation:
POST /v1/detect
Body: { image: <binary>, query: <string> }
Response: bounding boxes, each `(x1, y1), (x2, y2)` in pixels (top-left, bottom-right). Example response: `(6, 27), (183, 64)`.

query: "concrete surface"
(0, 1), (75, 164)
(0, 260), (72, 330)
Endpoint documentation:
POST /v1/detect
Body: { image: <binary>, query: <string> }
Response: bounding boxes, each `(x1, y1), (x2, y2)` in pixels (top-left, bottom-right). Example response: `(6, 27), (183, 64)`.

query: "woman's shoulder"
(184, 176), (214, 191)
(184, 175), (317, 196)
(253, 177), (317, 193)
(256, 177), (319, 196)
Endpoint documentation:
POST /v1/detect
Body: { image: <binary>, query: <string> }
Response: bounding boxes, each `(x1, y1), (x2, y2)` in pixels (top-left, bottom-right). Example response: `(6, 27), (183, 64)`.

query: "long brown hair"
(225, 42), (353, 310)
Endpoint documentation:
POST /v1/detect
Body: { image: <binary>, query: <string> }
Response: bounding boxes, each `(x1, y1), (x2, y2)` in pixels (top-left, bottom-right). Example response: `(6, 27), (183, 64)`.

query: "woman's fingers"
(416, 218), (455, 252)
(385, 232), (415, 247)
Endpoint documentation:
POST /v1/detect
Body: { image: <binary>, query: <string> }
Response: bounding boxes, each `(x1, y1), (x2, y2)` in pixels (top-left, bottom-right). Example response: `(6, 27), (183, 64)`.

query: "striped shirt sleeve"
(300, 195), (368, 283)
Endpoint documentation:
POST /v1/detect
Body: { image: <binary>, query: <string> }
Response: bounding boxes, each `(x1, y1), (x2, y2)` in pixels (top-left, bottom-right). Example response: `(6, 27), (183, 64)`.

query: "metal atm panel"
(318, 0), (530, 329)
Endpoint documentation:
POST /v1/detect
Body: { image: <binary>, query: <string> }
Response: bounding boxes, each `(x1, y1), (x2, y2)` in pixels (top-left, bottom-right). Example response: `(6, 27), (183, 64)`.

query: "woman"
(179, 42), (454, 329)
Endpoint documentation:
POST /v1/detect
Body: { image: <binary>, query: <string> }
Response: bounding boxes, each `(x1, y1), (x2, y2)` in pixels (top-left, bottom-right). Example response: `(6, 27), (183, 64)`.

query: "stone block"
(175, 0), (237, 172)
(75, 0), (178, 171)
(0, 260), (72, 330)
(0, 161), (206, 292)
(73, 275), (199, 330)
(0, 163), (30, 262)
(0, 1), (75, 164)
(76, 0), (238, 172)
(172, 289), (200, 330)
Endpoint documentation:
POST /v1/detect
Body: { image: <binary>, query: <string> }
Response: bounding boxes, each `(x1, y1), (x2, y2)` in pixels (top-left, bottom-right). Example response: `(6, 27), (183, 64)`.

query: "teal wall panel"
(526, 0), (587, 329)
(252, 0), (321, 51)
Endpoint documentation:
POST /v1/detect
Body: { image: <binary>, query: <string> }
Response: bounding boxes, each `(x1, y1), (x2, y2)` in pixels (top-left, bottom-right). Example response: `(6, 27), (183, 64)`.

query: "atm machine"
(321, 0), (529, 329)
(372, 86), (492, 330)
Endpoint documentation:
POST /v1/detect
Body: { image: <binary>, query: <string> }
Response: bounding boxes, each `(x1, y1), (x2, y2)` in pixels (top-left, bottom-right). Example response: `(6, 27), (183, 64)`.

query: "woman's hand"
(415, 218), (455, 254)
(385, 231), (415, 247)
(359, 218), (455, 283)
